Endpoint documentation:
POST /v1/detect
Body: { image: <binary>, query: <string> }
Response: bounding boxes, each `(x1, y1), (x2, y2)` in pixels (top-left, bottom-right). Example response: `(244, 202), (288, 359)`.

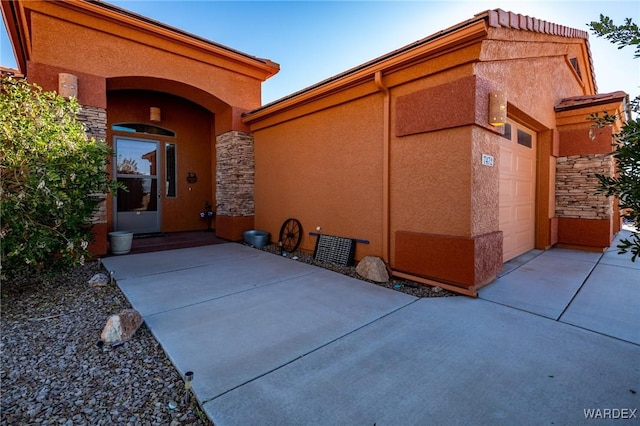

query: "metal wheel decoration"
(279, 218), (302, 253)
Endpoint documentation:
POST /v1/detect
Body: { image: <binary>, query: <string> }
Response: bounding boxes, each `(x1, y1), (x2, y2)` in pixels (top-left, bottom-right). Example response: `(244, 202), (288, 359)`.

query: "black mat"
(313, 234), (356, 266)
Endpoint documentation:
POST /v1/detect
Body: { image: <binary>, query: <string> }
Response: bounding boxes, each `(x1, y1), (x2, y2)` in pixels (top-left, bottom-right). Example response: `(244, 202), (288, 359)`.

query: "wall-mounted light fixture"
(489, 91), (507, 127)
(150, 107), (161, 122)
(58, 73), (78, 98)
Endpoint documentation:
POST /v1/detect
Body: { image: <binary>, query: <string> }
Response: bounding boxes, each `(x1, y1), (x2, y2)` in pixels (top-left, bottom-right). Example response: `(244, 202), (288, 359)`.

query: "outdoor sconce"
(489, 91), (507, 127)
(58, 73), (78, 99)
(150, 107), (161, 122)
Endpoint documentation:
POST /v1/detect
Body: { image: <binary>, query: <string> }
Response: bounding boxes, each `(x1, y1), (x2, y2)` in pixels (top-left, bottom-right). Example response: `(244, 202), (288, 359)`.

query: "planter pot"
(109, 231), (133, 255)
(243, 230), (270, 249)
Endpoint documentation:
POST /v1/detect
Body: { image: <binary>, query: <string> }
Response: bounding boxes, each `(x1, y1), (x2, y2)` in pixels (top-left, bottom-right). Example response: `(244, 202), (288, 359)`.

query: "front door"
(114, 137), (161, 233)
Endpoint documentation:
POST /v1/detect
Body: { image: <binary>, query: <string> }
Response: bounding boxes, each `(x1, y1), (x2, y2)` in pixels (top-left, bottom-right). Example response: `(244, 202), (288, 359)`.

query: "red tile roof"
(484, 9), (589, 39)
(246, 8), (597, 115)
(555, 91), (628, 111)
(482, 9), (595, 93)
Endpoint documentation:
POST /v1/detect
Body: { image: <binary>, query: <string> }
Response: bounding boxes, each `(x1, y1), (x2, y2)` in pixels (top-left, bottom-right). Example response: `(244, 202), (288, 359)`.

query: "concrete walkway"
(102, 231), (640, 425)
(481, 230), (640, 345)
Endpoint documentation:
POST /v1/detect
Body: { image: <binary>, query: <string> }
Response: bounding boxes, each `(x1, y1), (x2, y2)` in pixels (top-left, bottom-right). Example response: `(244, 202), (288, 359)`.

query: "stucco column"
(392, 76), (503, 290)
(215, 130), (255, 240)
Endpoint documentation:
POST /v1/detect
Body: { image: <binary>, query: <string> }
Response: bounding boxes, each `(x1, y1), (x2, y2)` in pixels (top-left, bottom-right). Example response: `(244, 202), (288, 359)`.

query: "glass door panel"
(115, 138), (161, 233)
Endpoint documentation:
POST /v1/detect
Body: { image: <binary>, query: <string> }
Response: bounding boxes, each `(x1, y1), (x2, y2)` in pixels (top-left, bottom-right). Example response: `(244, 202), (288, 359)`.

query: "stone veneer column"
(78, 105), (107, 141)
(556, 154), (614, 220)
(554, 96), (627, 251)
(555, 153), (615, 249)
(215, 131), (255, 240)
(77, 105), (109, 255)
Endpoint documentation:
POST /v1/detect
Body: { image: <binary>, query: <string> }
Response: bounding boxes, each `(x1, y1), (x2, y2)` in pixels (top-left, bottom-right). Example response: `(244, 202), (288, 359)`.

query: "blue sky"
(1, 1), (638, 105)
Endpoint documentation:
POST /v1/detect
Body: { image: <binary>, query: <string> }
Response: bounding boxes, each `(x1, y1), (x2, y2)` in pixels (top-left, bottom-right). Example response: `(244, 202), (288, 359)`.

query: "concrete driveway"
(102, 231), (640, 425)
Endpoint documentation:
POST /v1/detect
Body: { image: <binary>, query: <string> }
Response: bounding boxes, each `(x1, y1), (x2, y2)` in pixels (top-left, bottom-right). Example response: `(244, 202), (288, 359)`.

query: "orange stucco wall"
(249, 23), (599, 289)
(391, 76), (502, 238)
(557, 218), (613, 250)
(389, 75), (504, 287)
(107, 90), (214, 233)
(26, 4), (267, 114)
(5, 0), (279, 170)
(395, 231), (502, 287)
(254, 94), (384, 258)
(27, 61), (107, 108)
(558, 127), (614, 157)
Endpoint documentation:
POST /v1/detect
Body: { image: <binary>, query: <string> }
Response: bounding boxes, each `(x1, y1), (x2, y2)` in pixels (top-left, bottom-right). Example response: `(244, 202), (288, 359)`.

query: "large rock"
(101, 309), (143, 343)
(356, 256), (389, 283)
(88, 273), (109, 287)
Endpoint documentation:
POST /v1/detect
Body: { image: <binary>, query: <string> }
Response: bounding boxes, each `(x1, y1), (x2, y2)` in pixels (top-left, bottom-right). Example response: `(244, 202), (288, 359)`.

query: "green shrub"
(592, 114), (640, 261)
(0, 77), (119, 278)
(589, 15), (640, 261)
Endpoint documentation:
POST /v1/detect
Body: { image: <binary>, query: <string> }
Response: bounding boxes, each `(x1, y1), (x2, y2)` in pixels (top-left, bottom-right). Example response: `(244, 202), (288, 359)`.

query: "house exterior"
(1, 0), (279, 254)
(2, 2), (629, 293)
(243, 9), (628, 293)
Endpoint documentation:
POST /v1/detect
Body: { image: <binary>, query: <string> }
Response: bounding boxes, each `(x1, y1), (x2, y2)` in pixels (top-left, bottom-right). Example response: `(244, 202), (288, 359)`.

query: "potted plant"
(108, 231), (133, 255)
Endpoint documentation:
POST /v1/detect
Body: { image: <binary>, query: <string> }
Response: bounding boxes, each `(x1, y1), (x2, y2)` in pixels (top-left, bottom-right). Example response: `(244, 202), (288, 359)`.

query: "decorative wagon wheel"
(279, 218), (303, 253)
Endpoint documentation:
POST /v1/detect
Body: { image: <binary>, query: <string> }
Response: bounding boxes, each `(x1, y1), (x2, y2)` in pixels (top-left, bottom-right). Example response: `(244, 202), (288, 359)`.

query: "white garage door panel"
(517, 156), (534, 174)
(499, 179), (512, 199)
(515, 205), (533, 221)
(515, 181), (534, 199)
(502, 151), (515, 172)
(499, 121), (537, 262)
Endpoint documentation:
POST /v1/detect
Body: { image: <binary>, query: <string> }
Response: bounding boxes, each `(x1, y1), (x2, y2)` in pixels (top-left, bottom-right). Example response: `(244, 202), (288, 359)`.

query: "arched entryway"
(107, 89), (215, 234)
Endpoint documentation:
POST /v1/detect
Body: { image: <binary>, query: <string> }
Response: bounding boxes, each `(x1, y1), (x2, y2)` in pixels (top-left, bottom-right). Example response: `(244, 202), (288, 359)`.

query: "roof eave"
(244, 8), (598, 124)
(79, 0), (280, 80)
(243, 18), (489, 124)
(2, 0), (280, 80)
(555, 91), (629, 112)
(1, 1), (29, 73)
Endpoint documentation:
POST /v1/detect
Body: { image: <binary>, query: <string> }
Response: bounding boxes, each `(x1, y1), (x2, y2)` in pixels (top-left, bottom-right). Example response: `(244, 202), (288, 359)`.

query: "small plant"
(0, 77), (120, 278)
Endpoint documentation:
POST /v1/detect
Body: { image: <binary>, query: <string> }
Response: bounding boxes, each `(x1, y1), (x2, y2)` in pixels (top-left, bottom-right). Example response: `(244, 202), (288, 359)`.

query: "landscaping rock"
(355, 256), (389, 283)
(88, 273), (109, 287)
(101, 309), (143, 343)
(1, 262), (209, 425)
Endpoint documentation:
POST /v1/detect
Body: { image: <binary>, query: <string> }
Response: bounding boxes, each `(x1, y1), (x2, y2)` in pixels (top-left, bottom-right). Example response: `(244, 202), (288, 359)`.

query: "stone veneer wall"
(77, 105), (107, 224)
(78, 105), (107, 141)
(556, 154), (614, 219)
(216, 131), (255, 216)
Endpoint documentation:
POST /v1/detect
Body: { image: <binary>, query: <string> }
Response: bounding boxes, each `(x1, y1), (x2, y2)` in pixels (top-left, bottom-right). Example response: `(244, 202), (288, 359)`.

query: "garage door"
(499, 120), (536, 262)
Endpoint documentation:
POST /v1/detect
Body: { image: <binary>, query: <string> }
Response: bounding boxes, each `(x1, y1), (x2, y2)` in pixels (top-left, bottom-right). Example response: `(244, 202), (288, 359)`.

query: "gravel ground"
(259, 244), (457, 299)
(1, 243), (454, 425)
(1, 262), (212, 426)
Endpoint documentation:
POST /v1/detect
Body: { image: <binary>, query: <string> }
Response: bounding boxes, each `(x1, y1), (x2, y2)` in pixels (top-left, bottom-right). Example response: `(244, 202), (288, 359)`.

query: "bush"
(0, 77), (119, 278)
(593, 115), (640, 261)
(589, 15), (640, 261)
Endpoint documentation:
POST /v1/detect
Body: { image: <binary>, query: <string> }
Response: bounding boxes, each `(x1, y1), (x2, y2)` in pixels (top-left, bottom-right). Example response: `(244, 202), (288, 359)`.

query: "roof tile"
(555, 91), (628, 111)
(499, 10), (510, 27)
(510, 12), (519, 29)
